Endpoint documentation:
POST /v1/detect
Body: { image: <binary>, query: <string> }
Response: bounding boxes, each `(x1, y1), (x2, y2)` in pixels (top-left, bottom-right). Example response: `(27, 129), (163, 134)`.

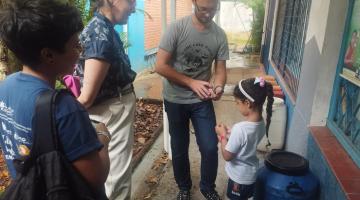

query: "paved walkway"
(132, 53), (264, 200)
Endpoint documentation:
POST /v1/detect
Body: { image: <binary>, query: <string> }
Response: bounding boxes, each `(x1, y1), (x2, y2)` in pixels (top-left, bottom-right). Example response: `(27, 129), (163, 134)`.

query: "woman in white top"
(215, 77), (274, 200)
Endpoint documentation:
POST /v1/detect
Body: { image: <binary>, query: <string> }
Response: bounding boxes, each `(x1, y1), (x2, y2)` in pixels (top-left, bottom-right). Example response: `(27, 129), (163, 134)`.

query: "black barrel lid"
(265, 151), (309, 176)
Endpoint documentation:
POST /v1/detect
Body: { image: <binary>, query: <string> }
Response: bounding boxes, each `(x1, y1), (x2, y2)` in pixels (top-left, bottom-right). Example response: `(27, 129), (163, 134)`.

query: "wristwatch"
(95, 122), (111, 144)
(213, 85), (224, 94)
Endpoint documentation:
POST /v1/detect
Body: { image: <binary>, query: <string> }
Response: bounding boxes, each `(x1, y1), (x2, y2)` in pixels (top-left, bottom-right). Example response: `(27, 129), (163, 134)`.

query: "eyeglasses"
(194, 1), (220, 14)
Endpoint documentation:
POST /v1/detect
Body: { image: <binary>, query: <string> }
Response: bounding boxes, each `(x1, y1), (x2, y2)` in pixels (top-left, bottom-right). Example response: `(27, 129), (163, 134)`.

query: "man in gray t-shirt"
(155, 0), (229, 199)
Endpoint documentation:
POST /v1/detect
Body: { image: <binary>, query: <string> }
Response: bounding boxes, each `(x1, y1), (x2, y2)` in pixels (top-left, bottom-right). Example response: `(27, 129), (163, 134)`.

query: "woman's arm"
(77, 59), (110, 109)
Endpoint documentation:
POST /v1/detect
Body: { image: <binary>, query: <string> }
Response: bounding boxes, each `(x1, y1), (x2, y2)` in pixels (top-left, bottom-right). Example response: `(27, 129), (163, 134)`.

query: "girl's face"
(235, 98), (251, 117)
(111, 0), (136, 25)
(52, 34), (82, 75)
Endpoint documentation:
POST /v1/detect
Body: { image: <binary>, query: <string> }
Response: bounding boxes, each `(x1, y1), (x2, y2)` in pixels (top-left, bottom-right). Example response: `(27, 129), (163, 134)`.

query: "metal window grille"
(262, 0), (277, 72)
(328, 0), (360, 167)
(271, 0), (312, 98)
(330, 80), (360, 166)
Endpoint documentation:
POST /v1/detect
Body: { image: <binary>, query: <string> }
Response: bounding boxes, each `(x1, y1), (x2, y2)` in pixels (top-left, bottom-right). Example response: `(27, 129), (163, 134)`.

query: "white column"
(161, 0), (167, 32)
(162, 0), (172, 159)
(163, 106), (172, 160)
(170, 0), (176, 22)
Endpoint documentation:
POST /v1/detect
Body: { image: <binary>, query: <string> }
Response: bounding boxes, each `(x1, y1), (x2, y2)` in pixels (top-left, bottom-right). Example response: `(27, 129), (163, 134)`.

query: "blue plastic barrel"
(254, 151), (319, 200)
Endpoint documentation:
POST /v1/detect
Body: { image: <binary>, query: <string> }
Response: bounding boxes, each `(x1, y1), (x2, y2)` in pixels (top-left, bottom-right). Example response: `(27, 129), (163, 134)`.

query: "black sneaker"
(177, 190), (191, 200)
(200, 190), (221, 200)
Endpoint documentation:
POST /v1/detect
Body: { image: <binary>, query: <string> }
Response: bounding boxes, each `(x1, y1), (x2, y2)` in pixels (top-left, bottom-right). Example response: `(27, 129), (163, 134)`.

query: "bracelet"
(220, 135), (226, 142)
(97, 131), (111, 143)
(213, 85), (224, 93)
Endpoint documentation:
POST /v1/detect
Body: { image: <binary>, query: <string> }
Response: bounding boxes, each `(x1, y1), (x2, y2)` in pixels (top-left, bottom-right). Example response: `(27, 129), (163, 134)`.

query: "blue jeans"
(226, 179), (254, 200)
(164, 100), (218, 192)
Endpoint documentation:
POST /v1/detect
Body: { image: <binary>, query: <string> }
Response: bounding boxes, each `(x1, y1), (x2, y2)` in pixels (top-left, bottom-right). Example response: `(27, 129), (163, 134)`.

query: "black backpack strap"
(30, 89), (59, 157)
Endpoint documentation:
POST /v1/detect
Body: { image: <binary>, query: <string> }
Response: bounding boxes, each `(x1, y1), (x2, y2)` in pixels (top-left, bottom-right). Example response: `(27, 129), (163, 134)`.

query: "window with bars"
(271, 0), (312, 98)
(329, 80), (360, 167)
(328, 0), (360, 167)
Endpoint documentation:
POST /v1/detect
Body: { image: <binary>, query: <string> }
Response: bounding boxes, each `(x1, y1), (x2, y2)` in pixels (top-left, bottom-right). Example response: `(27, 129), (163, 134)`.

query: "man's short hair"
(0, 0), (84, 68)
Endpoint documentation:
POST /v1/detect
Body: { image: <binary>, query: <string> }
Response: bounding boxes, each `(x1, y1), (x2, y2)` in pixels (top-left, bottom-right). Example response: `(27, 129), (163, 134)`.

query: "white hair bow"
(254, 77), (265, 87)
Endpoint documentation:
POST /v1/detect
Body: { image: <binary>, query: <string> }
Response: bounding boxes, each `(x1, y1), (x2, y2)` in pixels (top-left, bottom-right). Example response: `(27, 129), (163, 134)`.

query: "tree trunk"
(0, 0), (23, 80)
(0, 41), (8, 80)
(0, 0), (5, 80)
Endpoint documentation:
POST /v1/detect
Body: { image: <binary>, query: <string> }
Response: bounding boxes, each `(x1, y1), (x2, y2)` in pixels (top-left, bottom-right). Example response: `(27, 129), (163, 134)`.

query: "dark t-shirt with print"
(159, 15), (229, 104)
(0, 72), (102, 178)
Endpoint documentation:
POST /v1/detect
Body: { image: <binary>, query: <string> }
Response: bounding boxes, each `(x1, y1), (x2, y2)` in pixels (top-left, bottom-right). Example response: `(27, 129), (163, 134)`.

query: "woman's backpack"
(0, 90), (107, 200)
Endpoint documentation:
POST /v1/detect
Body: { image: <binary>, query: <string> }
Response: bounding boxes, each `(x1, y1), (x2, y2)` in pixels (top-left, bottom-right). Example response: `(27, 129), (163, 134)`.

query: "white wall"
(305, 0), (331, 53)
(284, 0), (348, 156)
(309, 0), (348, 125)
(220, 1), (252, 33)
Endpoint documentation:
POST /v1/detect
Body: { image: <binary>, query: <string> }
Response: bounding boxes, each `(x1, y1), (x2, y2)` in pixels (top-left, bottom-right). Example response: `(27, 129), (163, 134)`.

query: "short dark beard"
(194, 11), (212, 25)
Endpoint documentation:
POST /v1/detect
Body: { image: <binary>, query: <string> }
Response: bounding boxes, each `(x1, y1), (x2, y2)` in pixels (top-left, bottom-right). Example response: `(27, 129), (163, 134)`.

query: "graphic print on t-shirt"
(182, 43), (212, 75)
(0, 101), (31, 161)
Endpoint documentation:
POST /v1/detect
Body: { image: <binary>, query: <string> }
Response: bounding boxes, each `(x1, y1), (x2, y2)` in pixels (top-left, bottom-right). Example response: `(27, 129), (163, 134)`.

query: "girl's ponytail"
(265, 82), (274, 147)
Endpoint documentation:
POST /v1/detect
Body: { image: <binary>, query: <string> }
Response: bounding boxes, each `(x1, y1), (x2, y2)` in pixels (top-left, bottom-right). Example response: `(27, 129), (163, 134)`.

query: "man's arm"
(155, 48), (212, 99)
(212, 60), (227, 100)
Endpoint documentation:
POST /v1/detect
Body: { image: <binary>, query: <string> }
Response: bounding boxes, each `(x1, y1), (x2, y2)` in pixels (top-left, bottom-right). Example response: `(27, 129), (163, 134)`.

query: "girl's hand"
(215, 124), (227, 142)
(215, 124), (226, 135)
(225, 125), (231, 137)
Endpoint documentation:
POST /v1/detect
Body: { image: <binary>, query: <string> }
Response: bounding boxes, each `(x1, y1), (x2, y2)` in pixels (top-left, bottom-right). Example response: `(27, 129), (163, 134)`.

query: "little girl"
(215, 77), (274, 200)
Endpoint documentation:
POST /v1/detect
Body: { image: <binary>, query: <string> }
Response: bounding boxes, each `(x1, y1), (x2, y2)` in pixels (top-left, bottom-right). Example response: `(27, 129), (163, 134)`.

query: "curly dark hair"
(0, 0), (83, 68)
(233, 77), (274, 137)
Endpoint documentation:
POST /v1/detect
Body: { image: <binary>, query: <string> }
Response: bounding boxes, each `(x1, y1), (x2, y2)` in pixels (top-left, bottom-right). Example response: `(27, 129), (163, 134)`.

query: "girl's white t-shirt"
(225, 120), (265, 184)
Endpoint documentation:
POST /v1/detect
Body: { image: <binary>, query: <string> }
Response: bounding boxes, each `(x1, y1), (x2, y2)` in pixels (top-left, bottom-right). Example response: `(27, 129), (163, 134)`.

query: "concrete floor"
(132, 53), (264, 200)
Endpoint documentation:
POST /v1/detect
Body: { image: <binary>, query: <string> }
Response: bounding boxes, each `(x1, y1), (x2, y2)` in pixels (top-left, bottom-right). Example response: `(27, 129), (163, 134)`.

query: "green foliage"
(119, 32), (131, 49)
(55, 80), (66, 90)
(68, 0), (93, 25)
(236, 0), (265, 52)
(6, 49), (22, 73)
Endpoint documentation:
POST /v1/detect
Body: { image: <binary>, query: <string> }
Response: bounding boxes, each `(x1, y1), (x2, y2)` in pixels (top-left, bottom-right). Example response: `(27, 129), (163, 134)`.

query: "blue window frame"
(328, 0), (360, 167)
(271, 0), (312, 98)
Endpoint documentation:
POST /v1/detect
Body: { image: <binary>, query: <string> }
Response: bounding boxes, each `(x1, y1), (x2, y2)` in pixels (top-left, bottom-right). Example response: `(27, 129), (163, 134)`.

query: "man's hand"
(189, 80), (213, 100)
(212, 85), (224, 101)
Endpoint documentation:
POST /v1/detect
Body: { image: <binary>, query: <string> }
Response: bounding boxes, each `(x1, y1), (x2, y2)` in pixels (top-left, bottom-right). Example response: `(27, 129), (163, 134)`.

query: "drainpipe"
(170, 0), (176, 22)
(161, 0), (167, 32)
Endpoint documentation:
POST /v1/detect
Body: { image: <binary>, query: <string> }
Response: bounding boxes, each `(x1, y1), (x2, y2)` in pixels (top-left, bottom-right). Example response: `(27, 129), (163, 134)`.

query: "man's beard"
(195, 12), (213, 24)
